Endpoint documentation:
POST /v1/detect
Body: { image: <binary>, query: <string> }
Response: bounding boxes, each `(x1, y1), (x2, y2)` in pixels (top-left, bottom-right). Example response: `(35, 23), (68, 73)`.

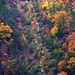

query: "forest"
(0, 0), (75, 75)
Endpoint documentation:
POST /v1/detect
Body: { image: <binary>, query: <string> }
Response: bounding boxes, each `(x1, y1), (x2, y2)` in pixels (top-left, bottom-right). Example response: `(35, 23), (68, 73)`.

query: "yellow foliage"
(49, 1), (62, 9)
(47, 13), (53, 19)
(68, 57), (75, 64)
(68, 57), (75, 69)
(42, 0), (49, 9)
(40, 0), (63, 11)
(0, 22), (13, 45)
(21, 33), (27, 46)
(7, 66), (10, 69)
(22, 34), (26, 42)
(51, 25), (58, 36)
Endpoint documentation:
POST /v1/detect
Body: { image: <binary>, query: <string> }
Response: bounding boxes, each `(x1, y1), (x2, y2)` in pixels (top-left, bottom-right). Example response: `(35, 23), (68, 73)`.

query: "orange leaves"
(68, 32), (75, 41)
(57, 60), (65, 69)
(52, 10), (63, 23)
(68, 32), (75, 53)
(40, 56), (45, 66)
(68, 40), (75, 53)
(58, 32), (75, 74)
(51, 10), (72, 37)
(68, 57), (75, 64)
(0, 52), (9, 66)
(52, 10), (72, 26)
(57, 71), (67, 75)
(1, 61), (5, 65)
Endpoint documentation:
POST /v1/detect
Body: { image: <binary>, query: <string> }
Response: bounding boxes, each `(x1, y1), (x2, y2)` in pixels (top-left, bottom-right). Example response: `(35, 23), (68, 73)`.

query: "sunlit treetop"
(68, 32), (75, 53)
(68, 57), (75, 64)
(0, 22), (13, 45)
(68, 32), (75, 41)
(57, 60), (65, 69)
(51, 25), (58, 36)
(52, 10), (72, 27)
(67, 57), (75, 69)
(42, 0), (49, 9)
(57, 71), (67, 75)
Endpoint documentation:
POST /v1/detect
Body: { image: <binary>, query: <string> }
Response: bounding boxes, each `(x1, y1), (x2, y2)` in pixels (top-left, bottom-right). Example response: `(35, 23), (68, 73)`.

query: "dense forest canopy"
(0, 0), (75, 75)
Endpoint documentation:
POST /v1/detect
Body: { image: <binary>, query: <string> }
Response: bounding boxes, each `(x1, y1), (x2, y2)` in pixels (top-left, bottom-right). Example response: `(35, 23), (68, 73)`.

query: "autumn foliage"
(68, 32), (75, 53)
(52, 10), (72, 27)
(57, 60), (66, 69)
(57, 71), (67, 75)
(0, 22), (13, 45)
(1, 0), (75, 75)
(68, 57), (75, 70)
(51, 25), (58, 36)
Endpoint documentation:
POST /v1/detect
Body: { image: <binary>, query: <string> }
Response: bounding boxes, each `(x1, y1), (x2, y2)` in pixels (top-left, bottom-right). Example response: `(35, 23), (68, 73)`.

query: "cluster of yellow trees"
(40, 0), (63, 10)
(0, 22), (13, 45)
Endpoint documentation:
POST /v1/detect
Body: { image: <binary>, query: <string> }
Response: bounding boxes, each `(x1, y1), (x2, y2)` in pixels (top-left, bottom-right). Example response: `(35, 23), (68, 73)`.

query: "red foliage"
(63, 0), (67, 4)
(42, 12), (47, 19)
(68, 32), (75, 41)
(45, 25), (50, 37)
